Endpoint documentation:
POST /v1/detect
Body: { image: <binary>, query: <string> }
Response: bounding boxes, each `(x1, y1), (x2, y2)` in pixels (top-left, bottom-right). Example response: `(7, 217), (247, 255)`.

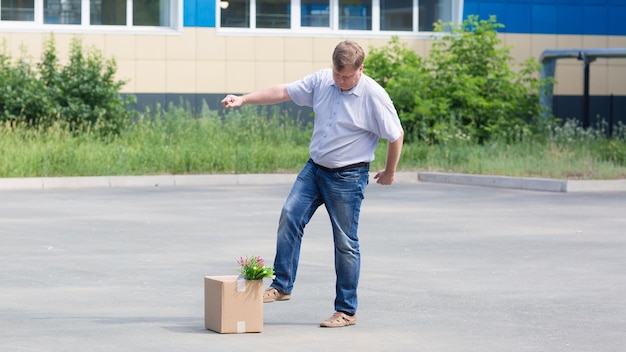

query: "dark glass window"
(1, 0), (35, 21)
(339, 0), (371, 30)
(301, 0), (329, 27)
(381, 0), (412, 31)
(90, 0), (126, 26)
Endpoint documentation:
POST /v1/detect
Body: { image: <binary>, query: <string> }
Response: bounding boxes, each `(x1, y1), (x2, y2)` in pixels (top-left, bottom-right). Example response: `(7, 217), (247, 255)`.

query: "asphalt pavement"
(1, 175), (625, 351)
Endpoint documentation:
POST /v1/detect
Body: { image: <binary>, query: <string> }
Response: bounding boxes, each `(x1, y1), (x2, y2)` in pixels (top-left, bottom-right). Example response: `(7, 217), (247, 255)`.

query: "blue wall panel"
(582, 5), (608, 35)
(531, 4), (557, 33)
(608, 6), (626, 34)
(556, 5), (583, 35)
(184, 0), (197, 26)
(183, 0), (626, 34)
(464, 0), (626, 35)
(504, 3), (531, 33)
(185, 0), (216, 27)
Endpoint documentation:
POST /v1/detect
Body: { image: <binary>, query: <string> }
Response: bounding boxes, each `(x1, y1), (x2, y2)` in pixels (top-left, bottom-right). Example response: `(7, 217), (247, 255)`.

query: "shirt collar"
(332, 76), (364, 96)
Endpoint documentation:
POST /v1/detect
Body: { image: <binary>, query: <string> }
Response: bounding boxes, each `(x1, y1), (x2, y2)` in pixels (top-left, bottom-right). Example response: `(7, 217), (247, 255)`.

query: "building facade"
(1, 0), (625, 122)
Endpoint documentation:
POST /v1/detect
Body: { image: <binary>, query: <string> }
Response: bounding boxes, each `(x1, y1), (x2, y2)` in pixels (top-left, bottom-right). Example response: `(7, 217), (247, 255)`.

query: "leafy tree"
(365, 15), (554, 144)
(0, 36), (136, 136)
(38, 36), (136, 136)
(0, 43), (51, 125)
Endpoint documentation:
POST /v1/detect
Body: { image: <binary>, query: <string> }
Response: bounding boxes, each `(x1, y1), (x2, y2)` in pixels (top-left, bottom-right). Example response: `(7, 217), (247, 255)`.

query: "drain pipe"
(578, 51), (593, 129)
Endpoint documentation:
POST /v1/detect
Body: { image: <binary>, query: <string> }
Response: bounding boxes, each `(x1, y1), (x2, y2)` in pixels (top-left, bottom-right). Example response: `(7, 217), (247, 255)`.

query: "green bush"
(0, 36), (135, 136)
(365, 15), (555, 144)
(0, 44), (52, 125)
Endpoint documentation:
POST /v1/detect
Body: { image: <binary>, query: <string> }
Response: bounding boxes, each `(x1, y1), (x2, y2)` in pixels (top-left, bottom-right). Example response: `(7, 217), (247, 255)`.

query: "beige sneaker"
(320, 311), (357, 327)
(263, 287), (291, 303)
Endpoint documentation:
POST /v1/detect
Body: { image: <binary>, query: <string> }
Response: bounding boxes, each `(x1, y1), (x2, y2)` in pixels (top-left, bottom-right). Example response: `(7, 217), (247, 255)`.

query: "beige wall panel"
(505, 34), (532, 64)
(557, 35), (583, 49)
(116, 59), (136, 93)
(136, 34), (167, 60)
(225, 36), (255, 61)
(80, 34), (105, 52)
(530, 34), (557, 59)
(135, 60), (167, 92)
(197, 29), (226, 61)
(554, 64), (584, 95)
(167, 28), (196, 60)
(582, 35), (608, 49)
(196, 61), (227, 95)
(225, 61), (255, 93)
(285, 62), (314, 82)
(608, 65), (626, 95)
(5, 33), (42, 61)
(255, 37), (284, 61)
(312, 61), (332, 71)
(367, 38), (389, 53)
(608, 36), (626, 48)
(255, 62), (285, 89)
(609, 58), (626, 67)
(0, 32), (9, 46)
(401, 38), (428, 57)
(589, 64), (608, 95)
(104, 35), (136, 60)
(284, 37), (313, 61)
(166, 60), (197, 93)
(422, 38), (437, 58)
(312, 37), (341, 63)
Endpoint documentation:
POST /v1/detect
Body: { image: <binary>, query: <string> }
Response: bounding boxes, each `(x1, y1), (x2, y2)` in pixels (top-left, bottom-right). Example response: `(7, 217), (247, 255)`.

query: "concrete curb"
(0, 174), (298, 190)
(418, 172), (626, 193)
(1, 172), (624, 193)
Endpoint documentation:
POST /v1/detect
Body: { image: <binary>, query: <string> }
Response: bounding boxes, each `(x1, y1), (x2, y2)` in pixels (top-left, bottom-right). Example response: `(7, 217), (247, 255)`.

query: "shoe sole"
(320, 320), (356, 328)
(263, 295), (291, 303)
(320, 316), (357, 327)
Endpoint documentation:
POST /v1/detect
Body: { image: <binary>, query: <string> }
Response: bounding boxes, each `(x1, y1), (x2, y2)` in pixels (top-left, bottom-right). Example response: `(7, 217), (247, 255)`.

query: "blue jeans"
(270, 159), (369, 315)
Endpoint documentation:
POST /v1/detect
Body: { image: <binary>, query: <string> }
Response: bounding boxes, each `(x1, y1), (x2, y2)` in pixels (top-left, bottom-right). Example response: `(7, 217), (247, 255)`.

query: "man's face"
(333, 65), (363, 91)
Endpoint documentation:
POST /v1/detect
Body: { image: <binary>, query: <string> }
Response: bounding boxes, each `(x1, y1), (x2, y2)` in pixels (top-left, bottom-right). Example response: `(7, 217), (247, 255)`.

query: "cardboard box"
(204, 276), (263, 333)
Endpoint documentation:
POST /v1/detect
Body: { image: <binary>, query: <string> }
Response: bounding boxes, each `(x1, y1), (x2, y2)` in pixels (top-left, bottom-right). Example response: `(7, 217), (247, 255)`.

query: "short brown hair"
(332, 40), (365, 71)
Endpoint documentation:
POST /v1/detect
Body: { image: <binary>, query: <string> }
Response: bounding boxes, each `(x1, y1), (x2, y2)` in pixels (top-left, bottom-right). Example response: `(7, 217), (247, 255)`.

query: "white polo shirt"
(286, 68), (403, 169)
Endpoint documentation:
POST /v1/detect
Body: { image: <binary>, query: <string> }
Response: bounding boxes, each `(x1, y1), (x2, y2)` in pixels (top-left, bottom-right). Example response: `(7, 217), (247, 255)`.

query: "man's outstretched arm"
(221, 84), (291, 108)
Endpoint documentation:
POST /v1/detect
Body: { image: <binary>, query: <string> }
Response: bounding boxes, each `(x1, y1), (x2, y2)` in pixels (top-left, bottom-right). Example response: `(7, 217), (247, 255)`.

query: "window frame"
(0, 0), (182, 34)
(216, 0), (463, 37)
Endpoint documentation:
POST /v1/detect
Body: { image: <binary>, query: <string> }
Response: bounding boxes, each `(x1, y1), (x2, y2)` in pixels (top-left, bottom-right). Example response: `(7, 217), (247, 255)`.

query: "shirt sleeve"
(286, 70), (325, 107)
(367, 83), (404, 142)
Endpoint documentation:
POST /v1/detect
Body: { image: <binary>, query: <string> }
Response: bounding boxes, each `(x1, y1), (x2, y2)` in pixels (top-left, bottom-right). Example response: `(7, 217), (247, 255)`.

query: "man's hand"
(373, 169), (395, 185)
(221, 95), (243, 108)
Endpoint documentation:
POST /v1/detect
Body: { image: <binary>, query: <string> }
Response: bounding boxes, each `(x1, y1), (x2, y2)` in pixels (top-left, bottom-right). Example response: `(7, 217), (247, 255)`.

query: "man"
(221, 40), (403, 328)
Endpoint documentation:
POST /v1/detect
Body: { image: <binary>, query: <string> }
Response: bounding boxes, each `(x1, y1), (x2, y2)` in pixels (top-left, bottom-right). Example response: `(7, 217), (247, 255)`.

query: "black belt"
(314, 161), (369, 172)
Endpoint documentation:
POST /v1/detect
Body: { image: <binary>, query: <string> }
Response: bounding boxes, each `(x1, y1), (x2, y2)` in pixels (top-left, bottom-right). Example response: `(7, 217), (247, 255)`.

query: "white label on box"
(237, 321), (246, 333)
(237, 278), (246, 292)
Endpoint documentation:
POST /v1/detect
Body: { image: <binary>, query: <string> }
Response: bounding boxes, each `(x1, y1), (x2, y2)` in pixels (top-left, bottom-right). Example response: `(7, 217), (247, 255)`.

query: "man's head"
(332, 40), (364, 91)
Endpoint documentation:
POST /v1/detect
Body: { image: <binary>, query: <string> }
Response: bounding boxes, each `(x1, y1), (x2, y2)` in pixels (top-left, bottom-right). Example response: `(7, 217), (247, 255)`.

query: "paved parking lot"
(1, 179), (625, 351)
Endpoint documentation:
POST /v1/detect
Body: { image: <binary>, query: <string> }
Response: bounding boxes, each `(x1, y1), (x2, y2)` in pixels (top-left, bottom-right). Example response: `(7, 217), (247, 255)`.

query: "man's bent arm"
(374, 131), (404, 185)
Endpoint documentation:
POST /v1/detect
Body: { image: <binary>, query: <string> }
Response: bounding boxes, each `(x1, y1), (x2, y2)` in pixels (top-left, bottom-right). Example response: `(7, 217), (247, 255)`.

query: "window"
(301, 0), (329, 27)
(380, 0), (412, 31)
(133, 0), (170, 26)
(1, 0), (35, 21)
(218, 0), (460, 33)
(257, 0), (290, 29)
(419, 0), (451, 31)
(339, 0), (371, 30)
(0, 0), (178, 30)
(44, 0), (81, 25)
(90, 0), (126, 26)
(221, 0), (249, 28)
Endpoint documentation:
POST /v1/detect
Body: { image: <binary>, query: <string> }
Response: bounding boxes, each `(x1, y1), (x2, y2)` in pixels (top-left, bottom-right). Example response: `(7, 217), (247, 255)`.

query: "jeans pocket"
(335, 169), (361, 181)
